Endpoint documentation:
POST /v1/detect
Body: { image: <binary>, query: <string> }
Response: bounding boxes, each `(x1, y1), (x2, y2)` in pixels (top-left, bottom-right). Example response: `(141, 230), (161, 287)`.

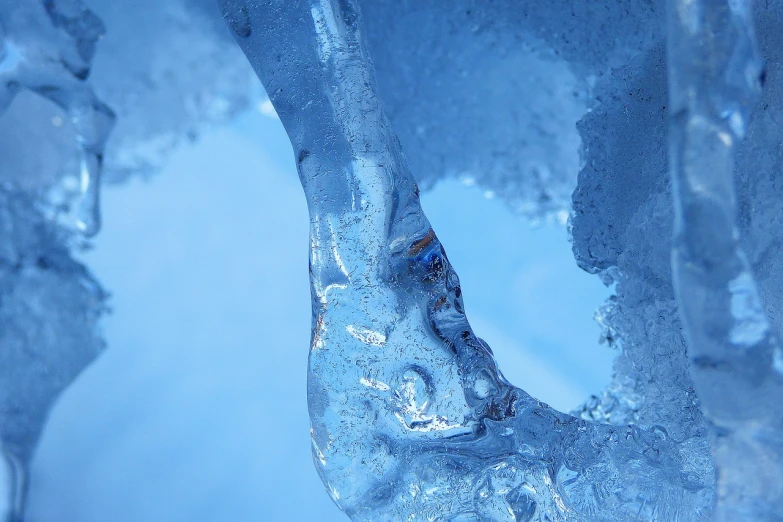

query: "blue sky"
(26, 106), (612, 521)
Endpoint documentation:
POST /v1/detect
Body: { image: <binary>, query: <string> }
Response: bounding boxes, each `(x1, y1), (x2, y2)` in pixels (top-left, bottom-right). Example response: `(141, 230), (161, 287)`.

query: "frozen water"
(667, 0), (783, 518)
(22, 107), (609, 522)
(0, 0), (114, 235)
(2, 0), (783, 519)
(84, 0), (258, 182)
(568, 0), (783, 519)
(0, 189), (106, 521)
(421, 180), (614, 412)
(221, 0), (718, 519)
(25, 119), (347, 522)
(0, 3), (110, 519)
(0, 0), (605, 220)
(0, 454), (9, 521)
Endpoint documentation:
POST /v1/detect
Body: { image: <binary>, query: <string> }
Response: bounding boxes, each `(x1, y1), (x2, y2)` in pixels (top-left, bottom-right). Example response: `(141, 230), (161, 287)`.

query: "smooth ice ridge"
(221, 1), (715, 519)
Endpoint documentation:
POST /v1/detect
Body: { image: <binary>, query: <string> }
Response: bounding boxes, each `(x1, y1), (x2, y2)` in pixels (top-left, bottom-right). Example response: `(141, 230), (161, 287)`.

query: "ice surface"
(569, 0), (783, 519)
(84, 0), (258, 182)
(0, 3), (110, 519)
(360, 0), (659, 221)
(0, 0), (606, 220)
(0, 1), (258, 516)
(24, 122), (347, 522)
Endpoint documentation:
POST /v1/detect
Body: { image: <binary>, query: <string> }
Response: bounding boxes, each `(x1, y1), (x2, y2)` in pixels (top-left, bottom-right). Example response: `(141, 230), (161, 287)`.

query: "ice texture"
(0, 0), (624, 224)
(2, 0), (783, 519)
(0, 0), (259, 190)
(569, 0), (783, 520)
(84, 0), (257, 182)
(0, 1), (260, 517)
(94, 0), (611, 219)
(359, 0), (657, 221)
(220, 0), (721, 519)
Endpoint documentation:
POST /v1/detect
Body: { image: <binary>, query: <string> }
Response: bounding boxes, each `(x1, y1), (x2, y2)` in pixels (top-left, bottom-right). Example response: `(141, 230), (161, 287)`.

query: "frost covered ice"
(0, 0), (114, 235)
(2, 0), (783, 520)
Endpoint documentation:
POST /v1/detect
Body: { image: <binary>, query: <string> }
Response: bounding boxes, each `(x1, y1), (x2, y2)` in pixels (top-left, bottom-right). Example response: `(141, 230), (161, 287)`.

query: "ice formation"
(0, 2), (108, 520)
(667, 0), (783, 517)
(0, 189), (106, 521)
(218, 0), (755, 519)
(2, 0), (783, 520)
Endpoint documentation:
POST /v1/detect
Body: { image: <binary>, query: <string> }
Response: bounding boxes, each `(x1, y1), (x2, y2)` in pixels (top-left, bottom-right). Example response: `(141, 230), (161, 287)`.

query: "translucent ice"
(667, 0), (783, 518)
(0, 189), (106, 522)
(0, 3), (109, 520)
(359, 0), (660, 220)
(0, 0), (259, 209)
(221, 0), (714, 519)
(0, 0), (114, 235)
(2, 0), (783, 519)
(569, 0), (783, 519)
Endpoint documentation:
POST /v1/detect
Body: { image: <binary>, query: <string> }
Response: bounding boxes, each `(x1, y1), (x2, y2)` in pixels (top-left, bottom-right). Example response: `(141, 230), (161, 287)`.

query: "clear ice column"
(221, 0), (713, 520)
(667, 0), (783, 518)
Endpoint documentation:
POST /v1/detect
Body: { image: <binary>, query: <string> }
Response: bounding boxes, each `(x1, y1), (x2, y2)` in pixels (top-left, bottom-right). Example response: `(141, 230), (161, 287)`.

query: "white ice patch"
(346, 325), (386, 347)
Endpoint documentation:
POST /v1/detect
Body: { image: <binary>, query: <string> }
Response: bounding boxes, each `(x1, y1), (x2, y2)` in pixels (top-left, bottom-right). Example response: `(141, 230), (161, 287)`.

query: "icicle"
(667, 0), (783, 518)
(0, 448), (24, 522)
(0, 3), (111, 519)
(0, 448), (10, 522)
